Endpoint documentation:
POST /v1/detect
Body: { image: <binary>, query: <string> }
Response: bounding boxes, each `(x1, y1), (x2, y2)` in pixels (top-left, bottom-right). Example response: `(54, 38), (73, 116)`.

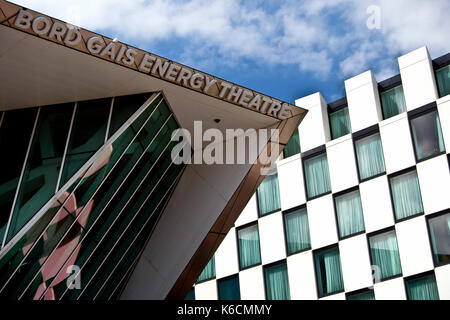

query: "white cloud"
(12, 0), (450, 81)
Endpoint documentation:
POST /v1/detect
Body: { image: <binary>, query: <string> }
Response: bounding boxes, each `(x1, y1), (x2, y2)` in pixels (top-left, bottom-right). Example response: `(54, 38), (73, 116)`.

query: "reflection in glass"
(60, 98), (111, 187)
(436, 65), (450, 98)
(428, 213), (450, 266)
(410, 110), (445, 161)
(0, 108), (37, 242)
(8, 104), (74, 242)
(369, 230), (402, 280)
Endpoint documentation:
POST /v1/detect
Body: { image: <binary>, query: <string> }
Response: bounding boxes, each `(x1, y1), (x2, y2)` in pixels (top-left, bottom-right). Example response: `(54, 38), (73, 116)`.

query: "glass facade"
(355, 132), (386, 181)
(218, 275), (240, 300)
(380, 85), (406, 119)
(256, 174), (281, 216)
(329, 107), (351, 140)
(428, 212), (450, 266)
(369, 230), (402, 281)
(389, 170), (423, 221)
(283, 129), (301, 158)
(314, 246), (344, 297)
(303, 152), (331, 199)
(237, 224), (261, 269)
(334, 190), (365, 239)
(283, 207), (310, 254)
(410, 110), (445, 161)
(0, 92), (185, 300)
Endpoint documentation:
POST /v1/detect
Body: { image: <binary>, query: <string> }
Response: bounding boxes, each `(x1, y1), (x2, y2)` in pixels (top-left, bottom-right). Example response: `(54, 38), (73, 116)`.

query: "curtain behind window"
(330, 107), (351, 139)
(436, 65), (450, 97)
(380, 85), (406, 119)
(257, 174), (281, 216)
(406, 274), (440, 300)
(410, 111), (445, 160)
(369, 231), (402, 280)
(283, 129), (301, 158)
(347, 290), (375, 300)
(390, 171), (423, 220)
(265, 263), (290, 300)
(238, 225), (261, 269)
(284, 208), (310, 254)
(355, 133), (386, 180)
(304, 153), (331, 199)
(315, 247), (344, 296)
(335, 190), (365, 238)
(197, 256), (215, 282)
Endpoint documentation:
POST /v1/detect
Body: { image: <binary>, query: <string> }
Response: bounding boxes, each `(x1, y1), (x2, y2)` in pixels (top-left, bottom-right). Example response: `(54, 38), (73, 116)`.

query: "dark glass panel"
(283, 129), (300, 158)
(218, 276), (241, 300)
(410, 110), (445, 161)
(109, 93), (151, 138)
(60, 98), (111, 186)
(0, 108), (37, 241)
(428, 212), (450, 266)
(8, 104), (74, 241)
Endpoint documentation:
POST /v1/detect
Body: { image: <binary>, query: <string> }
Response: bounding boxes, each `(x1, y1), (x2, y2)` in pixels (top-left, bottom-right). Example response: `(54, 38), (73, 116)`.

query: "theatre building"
(189, 47), (450, 301)
(0, 1), (449, 301)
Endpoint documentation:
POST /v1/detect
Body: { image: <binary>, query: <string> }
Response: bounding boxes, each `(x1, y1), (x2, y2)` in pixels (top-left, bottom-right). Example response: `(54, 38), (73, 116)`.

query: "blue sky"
(14, 0), (450, 104)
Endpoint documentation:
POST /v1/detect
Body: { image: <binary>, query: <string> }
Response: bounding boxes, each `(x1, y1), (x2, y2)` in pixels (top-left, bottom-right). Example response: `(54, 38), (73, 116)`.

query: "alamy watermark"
(170, 121), (281, 175)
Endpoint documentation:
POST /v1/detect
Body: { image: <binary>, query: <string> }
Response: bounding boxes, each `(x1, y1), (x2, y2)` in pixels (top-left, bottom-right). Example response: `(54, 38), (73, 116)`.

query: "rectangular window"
(355, 132), (386, 181)
(380, 85), (407, 119)
(264, 262), (290, 300)
(303, 152), (331, 199)
(410, 109), (445, 161)
(427, 212), (450, 267)
(334, 189), (365, 239)
(314, 246), (344, 297)
(257, 173), (281, 216)
(389, 169), (423, 221)
(218, 275), (241, 300)
(329, 107), (351, 140)
(283, 207), (311, 254)
(347, 289), (375, 300)
(405, 272), (440, 300)
(368, 229), (402, 281)
(436, 65), (450, 97)
(283, 129), (301, 158)
(237, 224), (261, 269)
(197, 256), (215, 283)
